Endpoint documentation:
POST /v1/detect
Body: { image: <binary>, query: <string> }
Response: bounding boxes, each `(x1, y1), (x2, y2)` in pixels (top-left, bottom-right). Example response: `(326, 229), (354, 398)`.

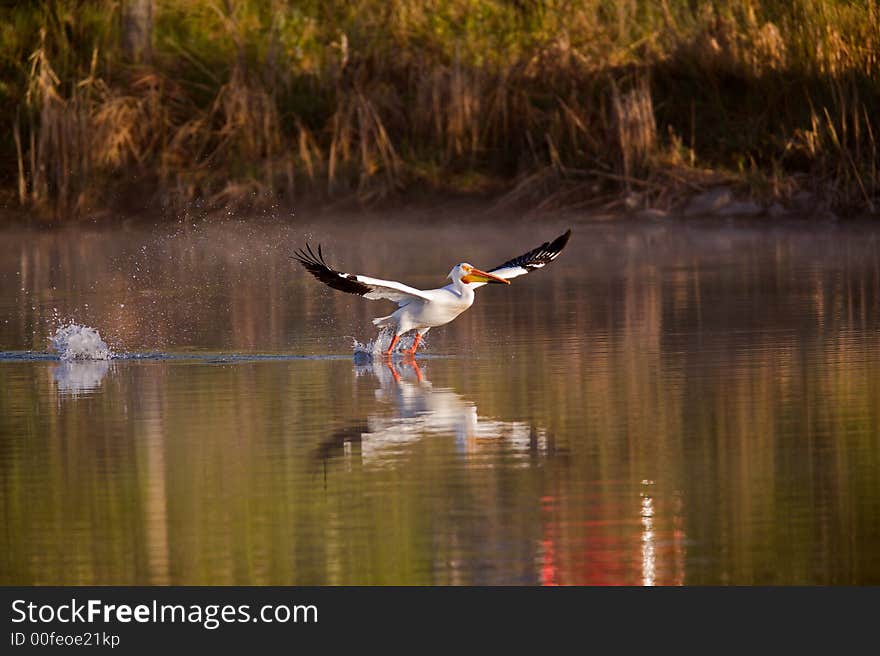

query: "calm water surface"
(2, 215), (880, 585)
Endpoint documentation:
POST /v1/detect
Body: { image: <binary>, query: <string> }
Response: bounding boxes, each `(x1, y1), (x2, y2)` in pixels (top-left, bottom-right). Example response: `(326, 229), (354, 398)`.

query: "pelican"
(294, 229), (571, 355)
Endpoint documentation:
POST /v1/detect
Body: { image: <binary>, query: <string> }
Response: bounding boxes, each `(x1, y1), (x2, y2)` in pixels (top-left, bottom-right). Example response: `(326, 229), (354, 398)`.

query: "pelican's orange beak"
(462, 268), (510, 285)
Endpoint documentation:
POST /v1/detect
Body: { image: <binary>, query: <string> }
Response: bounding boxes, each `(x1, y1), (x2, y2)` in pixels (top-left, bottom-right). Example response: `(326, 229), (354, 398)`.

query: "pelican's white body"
(372, 273), (478, 338)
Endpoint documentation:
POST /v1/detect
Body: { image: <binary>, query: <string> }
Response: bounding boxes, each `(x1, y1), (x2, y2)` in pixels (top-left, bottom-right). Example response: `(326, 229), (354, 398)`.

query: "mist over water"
(2, 215), (880, 585)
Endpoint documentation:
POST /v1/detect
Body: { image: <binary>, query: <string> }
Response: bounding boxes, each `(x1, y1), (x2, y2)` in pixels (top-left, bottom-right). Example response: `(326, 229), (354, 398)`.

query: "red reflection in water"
(539, 489), (686, 586)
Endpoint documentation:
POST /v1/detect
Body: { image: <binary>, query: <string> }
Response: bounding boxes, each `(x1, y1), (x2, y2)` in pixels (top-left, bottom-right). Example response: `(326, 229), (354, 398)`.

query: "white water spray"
(351, 329), (424, 362)
(49, 323), (114, 361)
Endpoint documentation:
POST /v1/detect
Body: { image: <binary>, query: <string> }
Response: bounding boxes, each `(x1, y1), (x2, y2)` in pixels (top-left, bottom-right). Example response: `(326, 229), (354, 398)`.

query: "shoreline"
(1, 182), (874, 227)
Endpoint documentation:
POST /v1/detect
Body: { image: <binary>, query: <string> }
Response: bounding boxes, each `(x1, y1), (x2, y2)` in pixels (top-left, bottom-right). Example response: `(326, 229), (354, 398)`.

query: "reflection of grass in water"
(3, 197), (880, 585)
(4, 317), (880, 584)
(1, 0), (878, 216)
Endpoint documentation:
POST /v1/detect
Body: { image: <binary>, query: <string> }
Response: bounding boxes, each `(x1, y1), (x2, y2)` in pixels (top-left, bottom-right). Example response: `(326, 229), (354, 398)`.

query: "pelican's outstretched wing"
(294, 244), (433, 304)
(470, 229), (572, 288)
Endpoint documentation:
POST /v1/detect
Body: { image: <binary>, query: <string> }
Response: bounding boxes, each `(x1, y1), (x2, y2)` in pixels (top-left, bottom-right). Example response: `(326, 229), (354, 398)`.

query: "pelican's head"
(448, 263), (511, 285)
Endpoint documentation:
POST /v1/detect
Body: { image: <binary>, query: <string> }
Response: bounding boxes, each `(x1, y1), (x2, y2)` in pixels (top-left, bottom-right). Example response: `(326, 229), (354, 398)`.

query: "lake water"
(2, 213), (880, 585)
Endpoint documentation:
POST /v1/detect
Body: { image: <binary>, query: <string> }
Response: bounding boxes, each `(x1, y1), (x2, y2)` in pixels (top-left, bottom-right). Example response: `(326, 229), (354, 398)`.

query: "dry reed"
(2, 0), (879, 217)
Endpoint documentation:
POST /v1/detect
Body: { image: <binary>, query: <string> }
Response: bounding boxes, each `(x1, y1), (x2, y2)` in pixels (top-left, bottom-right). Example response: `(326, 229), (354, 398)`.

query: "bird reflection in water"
(316, 359), (551, 468)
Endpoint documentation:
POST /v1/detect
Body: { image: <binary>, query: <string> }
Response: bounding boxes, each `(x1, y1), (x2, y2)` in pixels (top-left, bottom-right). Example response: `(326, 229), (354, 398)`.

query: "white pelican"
(294, 229), (571, 355)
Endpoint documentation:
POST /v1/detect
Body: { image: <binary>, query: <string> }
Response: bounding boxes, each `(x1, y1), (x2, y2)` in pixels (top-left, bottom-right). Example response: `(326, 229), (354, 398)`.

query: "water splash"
(351, 329), (393, 361)
(49, 323), (114, 361)
(351, 329), (424, 362)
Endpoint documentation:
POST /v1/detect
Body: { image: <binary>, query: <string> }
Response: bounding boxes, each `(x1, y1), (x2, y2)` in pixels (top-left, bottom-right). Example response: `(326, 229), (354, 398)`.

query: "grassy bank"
(1, 0), (878, 218)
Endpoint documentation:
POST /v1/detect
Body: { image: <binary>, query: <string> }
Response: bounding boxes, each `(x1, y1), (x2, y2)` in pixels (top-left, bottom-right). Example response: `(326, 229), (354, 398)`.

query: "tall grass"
(1, 0), (878, 217)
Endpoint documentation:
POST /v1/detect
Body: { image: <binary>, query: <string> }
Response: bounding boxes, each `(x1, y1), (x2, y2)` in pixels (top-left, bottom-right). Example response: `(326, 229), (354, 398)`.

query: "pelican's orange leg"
(410, 359), (424, 382)
(385, 360), (401, 382)
(405, 332), (422, 356)
(384, 334), (400, 356)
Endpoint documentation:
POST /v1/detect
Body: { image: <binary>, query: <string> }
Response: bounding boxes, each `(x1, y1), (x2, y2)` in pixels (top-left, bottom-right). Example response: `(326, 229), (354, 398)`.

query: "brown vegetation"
(1, 1), (878, 218)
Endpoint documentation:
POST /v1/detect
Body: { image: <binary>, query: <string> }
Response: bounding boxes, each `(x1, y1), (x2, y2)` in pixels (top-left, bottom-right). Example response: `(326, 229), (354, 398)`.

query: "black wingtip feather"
(292, 243), (373, 296)
(490, 228), (572, 272)
(552, 229), (572, 253)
